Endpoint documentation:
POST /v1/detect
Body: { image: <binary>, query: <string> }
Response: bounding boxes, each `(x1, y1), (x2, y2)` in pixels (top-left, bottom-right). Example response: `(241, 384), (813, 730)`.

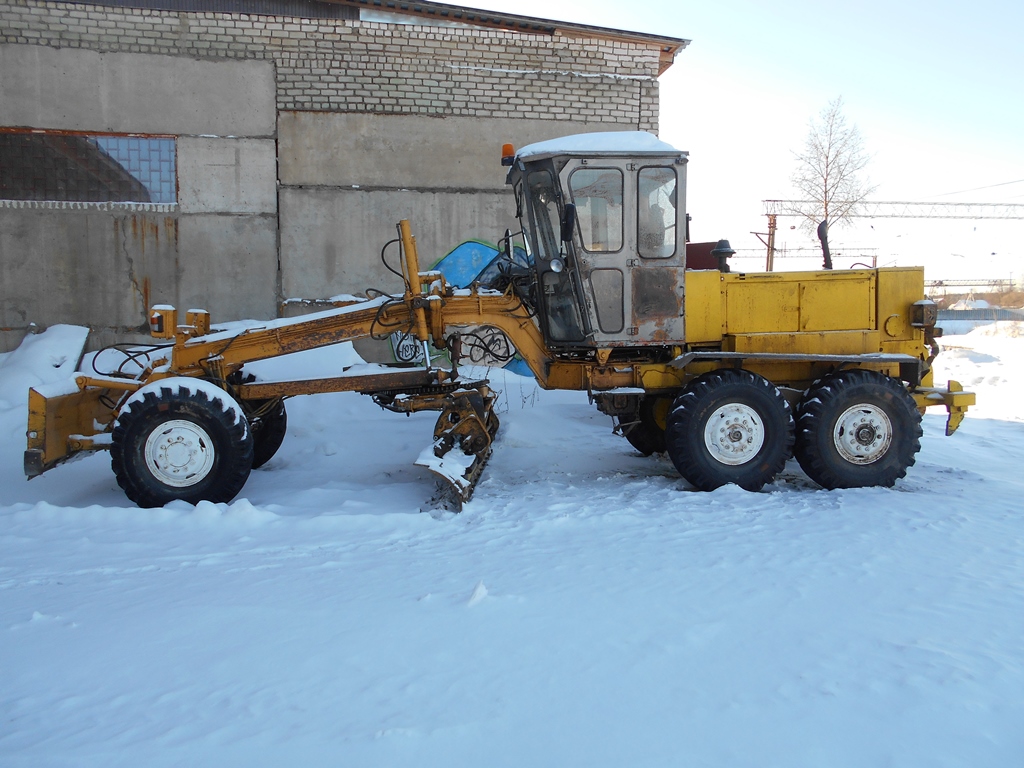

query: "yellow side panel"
(727, 330), (881, 355)
(719, 270), (877, 335)
(877, 267), (925, 342)
(725, 281), (800, 333)
(798, 277), (874, 331)
(684, 270), (725, 344)
(685, 268), (918, 345)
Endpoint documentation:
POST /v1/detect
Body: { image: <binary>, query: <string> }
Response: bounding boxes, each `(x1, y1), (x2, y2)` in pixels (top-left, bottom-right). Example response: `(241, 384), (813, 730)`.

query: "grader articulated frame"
(25, 221), (531, 506)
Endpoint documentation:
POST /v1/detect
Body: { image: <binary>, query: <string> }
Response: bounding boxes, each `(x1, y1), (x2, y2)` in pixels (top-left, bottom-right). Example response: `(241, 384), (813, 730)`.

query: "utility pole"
(752, 214), (777, 271)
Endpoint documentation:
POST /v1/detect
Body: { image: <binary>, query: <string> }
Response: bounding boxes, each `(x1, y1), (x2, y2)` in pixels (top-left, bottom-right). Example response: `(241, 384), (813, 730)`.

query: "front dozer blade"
(26, 380), (119, 477)
(414, 387), (500, 509)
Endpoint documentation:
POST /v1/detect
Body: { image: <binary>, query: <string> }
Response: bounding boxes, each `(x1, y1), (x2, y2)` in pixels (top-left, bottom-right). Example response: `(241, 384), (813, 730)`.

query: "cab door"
(559, 158), (686, 346)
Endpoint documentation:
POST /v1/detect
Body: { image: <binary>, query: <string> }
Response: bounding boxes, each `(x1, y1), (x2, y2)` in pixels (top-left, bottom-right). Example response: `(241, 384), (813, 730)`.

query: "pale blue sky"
(470, 0), (1024, 278)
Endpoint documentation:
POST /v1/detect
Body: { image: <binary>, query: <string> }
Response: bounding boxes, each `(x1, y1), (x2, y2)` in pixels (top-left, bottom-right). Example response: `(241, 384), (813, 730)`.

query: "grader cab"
(25, 132), (975, 507)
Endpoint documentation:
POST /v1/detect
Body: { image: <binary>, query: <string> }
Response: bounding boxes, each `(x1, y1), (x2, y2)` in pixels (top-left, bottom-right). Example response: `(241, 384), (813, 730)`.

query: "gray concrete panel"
(0, 208), (277, 351)
(278, 112), (627, 189)
(0, 44), (275, 137)
(176, 214), (278, 322)
(0, 208), (179, 338)
(178, 138), (278, 215)
(279, 187), (516, 300)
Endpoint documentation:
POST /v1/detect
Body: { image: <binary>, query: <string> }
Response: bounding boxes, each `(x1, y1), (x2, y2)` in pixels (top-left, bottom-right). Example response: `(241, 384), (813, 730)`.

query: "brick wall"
(0, 0), (661, 130)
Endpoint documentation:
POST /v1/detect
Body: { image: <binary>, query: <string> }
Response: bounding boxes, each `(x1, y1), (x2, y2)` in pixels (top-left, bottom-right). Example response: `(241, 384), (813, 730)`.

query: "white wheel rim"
(144, 419), (216, 488)
(703, 403), (765, 466)
(833, 404), (892, 465)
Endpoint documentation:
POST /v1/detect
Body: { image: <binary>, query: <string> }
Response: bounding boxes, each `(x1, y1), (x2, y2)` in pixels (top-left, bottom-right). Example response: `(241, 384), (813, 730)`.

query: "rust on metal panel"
(632, 268), (681, 319)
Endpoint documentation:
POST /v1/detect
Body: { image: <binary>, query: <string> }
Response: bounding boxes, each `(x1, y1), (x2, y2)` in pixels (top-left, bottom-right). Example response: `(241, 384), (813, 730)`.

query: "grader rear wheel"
(111, 379), (254, 508)
(795, 369), (922, 489)
(664, 369), (794, 492)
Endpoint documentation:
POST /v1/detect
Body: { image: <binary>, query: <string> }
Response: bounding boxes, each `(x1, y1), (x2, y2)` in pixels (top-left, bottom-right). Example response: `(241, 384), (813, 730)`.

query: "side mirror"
(560, 204), (577, 243)
(503, 228), (513, 260)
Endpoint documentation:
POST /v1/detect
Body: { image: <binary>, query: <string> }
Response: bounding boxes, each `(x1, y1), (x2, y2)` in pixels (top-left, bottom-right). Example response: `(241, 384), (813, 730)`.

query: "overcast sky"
(467, 0), (1024, 280)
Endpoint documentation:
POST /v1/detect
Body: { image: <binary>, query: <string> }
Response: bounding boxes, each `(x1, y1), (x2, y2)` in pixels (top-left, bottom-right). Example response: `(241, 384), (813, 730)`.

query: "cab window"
(525, 170), (562, 260)
(569, 168), (623, 253)
(637, 167), (677, 259)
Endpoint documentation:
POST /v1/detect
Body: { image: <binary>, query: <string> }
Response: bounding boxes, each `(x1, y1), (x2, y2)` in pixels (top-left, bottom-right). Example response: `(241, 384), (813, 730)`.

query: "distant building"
(0, 0), (687, 350)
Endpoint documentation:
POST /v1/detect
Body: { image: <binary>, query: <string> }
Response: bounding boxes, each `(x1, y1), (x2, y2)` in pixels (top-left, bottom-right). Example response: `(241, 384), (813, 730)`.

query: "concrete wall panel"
(279, 188), (516, 300)
(178, 138), (278, 215)
(176, 214), (278, 321)
(0, 209), (179, 345)
(0, 44), (276, 137)
(278, 112), (626, 189)
(0, 209), (277, 351)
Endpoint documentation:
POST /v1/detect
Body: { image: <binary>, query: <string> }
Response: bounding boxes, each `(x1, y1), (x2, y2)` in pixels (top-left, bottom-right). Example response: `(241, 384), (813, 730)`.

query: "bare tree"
(789, 97), (876, 234)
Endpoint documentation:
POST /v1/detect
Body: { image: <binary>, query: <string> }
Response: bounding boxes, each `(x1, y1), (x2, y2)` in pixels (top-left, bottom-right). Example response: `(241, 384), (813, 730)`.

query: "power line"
(763, 200), (1024, 219)
(933, 179), (1024, 197)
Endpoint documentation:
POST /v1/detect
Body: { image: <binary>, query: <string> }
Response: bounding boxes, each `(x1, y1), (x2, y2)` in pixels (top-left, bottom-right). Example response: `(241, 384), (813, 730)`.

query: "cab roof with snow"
(512, 131), (688, 164)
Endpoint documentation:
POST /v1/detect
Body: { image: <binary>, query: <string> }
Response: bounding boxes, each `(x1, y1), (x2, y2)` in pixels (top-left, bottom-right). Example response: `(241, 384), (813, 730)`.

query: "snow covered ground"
(1, 324), (1022, 767)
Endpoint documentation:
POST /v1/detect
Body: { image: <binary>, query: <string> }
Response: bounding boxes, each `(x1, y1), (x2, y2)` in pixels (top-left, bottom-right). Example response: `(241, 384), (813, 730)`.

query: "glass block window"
(0, 131), (176, 204)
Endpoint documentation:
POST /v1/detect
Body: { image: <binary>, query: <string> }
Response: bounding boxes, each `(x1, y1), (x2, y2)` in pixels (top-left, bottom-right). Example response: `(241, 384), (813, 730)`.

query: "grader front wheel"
(111, 379), (254, 508)
(248, 398), (288, 469)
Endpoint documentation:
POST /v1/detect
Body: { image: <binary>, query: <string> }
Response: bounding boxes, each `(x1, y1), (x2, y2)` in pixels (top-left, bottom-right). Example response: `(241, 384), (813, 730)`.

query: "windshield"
(519, 166), (586, 343)
(525, 170), (562, 261)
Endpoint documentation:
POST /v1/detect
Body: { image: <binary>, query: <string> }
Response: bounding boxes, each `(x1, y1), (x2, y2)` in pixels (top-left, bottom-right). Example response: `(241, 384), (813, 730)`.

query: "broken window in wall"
(0, 131), (176, 204)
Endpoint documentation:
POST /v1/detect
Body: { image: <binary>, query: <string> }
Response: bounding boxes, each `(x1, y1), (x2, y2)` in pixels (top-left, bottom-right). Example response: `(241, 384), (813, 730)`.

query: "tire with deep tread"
(623, 396), (671, 456)
(249, 398), (287, 469)
(111, 382), (254, 508)
(665, 369), (794, 491)
(794, 369), (922, 489)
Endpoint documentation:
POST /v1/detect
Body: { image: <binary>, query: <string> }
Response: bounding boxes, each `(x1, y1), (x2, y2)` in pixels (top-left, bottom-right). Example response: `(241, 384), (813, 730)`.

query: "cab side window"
(638, 167), (677, 259)
(569, 168), (623, 253)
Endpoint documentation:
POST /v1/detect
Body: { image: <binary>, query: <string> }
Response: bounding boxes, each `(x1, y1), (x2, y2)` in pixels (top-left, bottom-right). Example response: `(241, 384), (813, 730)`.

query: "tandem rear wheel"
(659, 368), (921, 492)
(664, 369), (795, 492)
(794, 369), (922, 489)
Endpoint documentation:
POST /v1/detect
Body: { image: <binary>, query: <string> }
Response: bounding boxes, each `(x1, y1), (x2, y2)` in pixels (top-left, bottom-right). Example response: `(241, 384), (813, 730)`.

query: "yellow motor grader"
(24, 132), (974, 507)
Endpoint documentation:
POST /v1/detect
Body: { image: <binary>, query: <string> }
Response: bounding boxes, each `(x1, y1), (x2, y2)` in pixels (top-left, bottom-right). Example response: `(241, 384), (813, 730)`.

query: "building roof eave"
(328, 0), (689, 72)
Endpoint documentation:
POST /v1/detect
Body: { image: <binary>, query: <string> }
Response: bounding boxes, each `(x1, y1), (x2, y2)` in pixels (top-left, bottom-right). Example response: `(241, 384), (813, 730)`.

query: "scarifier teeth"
(412, 383), (500, 509)
(416, 443), (492, 509)
(433, 432), (455, 458)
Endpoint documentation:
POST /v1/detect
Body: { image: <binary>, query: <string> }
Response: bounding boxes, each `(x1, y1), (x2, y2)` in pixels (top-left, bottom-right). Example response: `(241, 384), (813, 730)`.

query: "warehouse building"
(0, 0), (687, 351)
